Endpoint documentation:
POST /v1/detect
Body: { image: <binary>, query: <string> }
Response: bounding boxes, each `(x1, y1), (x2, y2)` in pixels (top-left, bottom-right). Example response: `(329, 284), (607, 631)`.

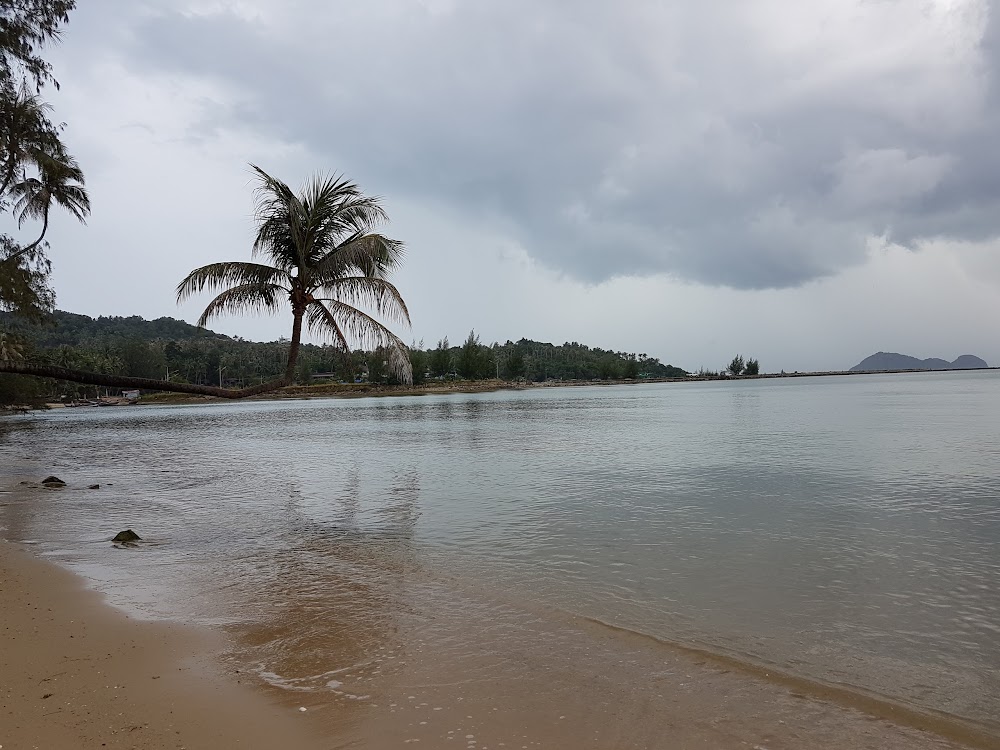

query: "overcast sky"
(30, 0), (1000, 372)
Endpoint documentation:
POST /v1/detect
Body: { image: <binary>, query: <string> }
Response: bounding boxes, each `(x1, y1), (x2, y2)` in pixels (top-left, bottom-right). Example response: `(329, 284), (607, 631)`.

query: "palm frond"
(303, 300), (350, 351)
(302, 173), (388, 240)
(196, 283), (287, 327)
(176, 262), (291, 303)
(249, 164), (306, 269)
(313, 233), (405, 281)
(11, 176), (45, 226)
(315, 276), (411, 326)
(53, 182), (89, 222)
(319, 298), (412, 384)
(10, 146), (89, 230)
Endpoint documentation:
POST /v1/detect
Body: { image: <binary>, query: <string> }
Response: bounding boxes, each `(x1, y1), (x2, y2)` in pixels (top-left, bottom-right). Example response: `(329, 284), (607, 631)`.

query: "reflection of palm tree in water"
(461, 399), (490, 449)
(0, 425), (50, 544)
(0, 480), (32, 543)
(376, 469), (420, 538)
(323, 463), (418, 540)
(227, 466), (422, 715)
(337, 465), (361, 524)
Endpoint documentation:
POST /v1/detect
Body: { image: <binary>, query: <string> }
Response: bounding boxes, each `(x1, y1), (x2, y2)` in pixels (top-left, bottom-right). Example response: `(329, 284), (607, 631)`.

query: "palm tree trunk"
(28, 210), (48, 251)
(0, 362), (288, 399)
(4, 212), (48, 262)
(284, 309), (304, 383)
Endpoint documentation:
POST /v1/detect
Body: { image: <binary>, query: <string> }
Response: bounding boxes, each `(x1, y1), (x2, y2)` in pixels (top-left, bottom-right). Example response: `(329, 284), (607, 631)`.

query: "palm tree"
(177, 165), (412, 385)
(11, 144), (89, 255)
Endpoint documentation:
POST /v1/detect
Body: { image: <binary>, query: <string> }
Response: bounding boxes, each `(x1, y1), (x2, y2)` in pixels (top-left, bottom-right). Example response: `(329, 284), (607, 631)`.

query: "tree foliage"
(430, 337), (451, 378)
(0, 1), (88, 321)
(416, 337), (687, 382)
(408, 339), (428, 384)
(0, 234), (51, 319)
(0, 0), (75, 91)
(727, 354), (745, 376)
(726, 354), (760, 376)
(1, 311), (691, 405)
(505, 346), (525, 379)
(457, 329), (492, 379)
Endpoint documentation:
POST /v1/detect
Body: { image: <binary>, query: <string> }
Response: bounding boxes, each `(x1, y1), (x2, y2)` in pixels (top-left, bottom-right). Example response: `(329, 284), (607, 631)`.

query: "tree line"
(0, 312), (689, 403)
(0, 1), (89, 322)
(410, 331), (686, 384)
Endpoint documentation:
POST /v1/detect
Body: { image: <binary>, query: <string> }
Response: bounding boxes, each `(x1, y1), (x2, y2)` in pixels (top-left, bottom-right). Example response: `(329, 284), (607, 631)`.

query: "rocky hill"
(850, 352), (988, 372)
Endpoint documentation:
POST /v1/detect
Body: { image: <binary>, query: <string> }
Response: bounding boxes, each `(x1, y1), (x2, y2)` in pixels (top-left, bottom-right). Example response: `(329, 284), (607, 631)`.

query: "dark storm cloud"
(96, 0), (999, 289)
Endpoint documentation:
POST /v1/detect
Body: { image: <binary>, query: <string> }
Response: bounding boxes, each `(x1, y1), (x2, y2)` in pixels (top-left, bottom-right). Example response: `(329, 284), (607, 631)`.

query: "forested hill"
(0, 310), (229, 347)
(1, 311), (687, 389)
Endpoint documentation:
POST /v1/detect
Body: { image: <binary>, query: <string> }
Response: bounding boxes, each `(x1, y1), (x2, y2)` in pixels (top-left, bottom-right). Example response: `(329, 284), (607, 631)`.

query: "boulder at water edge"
(112, 529), (141, 543)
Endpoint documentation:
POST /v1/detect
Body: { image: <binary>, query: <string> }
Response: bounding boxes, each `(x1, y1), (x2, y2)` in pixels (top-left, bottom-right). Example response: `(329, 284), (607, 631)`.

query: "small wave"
(258, 670), (318, 692)
(258, 666), (370, 701)
(579, 615), (1000, 750)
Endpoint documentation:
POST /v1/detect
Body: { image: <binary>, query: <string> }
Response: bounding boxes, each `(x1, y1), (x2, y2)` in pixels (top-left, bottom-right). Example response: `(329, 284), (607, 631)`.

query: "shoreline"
(0, 535), (327, 749)
(14, 365), (994, 410)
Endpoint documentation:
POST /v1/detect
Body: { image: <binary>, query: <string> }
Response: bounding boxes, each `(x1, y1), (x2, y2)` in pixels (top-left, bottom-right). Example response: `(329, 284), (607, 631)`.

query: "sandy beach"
(0, 538), (325, 750)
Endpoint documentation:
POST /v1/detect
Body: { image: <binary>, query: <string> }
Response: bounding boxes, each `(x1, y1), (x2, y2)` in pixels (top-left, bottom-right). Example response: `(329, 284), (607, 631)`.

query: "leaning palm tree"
(11, 145), (89, 255)
(177, 165), (412, 386)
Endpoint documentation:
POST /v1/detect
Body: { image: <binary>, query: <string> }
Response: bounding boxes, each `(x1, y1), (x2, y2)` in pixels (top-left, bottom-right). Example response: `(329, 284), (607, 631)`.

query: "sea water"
(2, 371), (998, 746)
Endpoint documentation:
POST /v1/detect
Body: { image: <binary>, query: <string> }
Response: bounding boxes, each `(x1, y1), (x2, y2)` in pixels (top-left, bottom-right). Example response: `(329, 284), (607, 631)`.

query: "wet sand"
(0, 538), (325, 750)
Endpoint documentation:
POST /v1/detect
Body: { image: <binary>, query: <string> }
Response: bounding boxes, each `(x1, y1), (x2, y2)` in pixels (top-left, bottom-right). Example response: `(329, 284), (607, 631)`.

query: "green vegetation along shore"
(0, 310), (688, 406)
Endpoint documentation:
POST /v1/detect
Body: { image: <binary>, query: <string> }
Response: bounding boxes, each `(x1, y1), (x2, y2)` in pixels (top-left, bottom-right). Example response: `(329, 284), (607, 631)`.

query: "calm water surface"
(2, 372), (999, 744)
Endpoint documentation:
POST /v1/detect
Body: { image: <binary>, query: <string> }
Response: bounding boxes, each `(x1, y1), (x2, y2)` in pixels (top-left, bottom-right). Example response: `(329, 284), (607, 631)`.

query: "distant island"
(850, 352), (989, 372)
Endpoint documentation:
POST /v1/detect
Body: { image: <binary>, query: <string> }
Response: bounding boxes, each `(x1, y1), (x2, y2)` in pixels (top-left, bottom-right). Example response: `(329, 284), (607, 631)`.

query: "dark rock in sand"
(41, 476), (66, 487)
(87, 484), (100, 490)
(112, 529), (141, 543)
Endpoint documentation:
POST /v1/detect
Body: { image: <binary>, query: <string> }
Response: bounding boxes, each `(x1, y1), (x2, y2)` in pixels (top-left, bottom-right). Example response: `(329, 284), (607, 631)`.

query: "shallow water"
(2, 371), (999, 746)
